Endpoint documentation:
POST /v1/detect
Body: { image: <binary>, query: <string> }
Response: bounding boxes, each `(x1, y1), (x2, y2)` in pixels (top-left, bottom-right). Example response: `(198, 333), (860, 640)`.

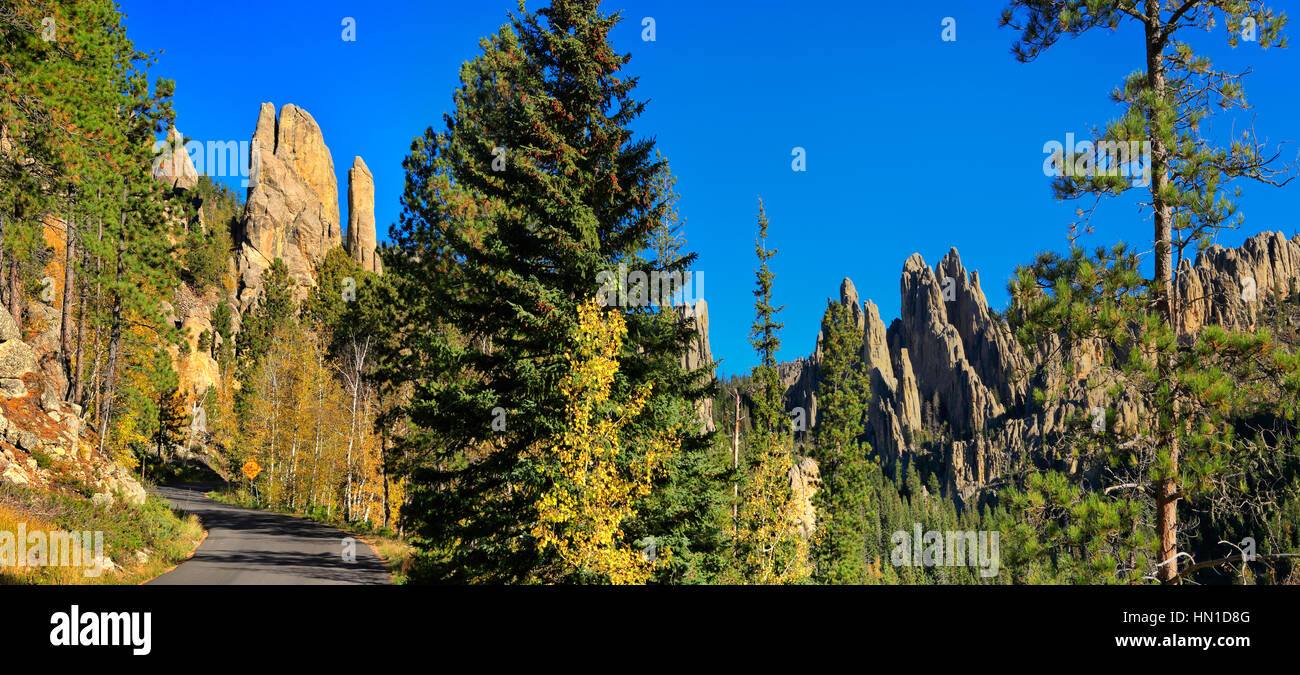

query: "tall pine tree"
(1002, 0), (1292, 582)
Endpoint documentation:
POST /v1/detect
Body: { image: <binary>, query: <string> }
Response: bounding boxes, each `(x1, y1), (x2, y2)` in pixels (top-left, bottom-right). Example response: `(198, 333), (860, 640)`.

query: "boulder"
(0, 379), (26, 398)
(15, 429), (38, 451)
(0, 340), (37, 378)
(39, 382), (60, 413)
(0, 307), (19, 341)
(1, 462), (29, 486)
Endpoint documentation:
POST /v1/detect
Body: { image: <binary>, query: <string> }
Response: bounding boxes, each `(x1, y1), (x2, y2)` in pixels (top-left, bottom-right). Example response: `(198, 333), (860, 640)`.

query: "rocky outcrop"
(173, 316), (220, 400)
(0, 303), (146, 507)
(780, 231), (1300, 507)
(778, 358), (817, 432)
(235, 103), (342, 312)
(346, 156), (381, 273)
(0, 308), (36, 391)
(0, 388), (146, 507)
(895, 250), (1018, 441)
(166, 284), (221, 400)
(679, 298), (716, 432)
(864, 298), (920, 466)
(1178, 231), (1300, 333)
(153, 126), (199, 191)
(680, 298), (713, 370)
(788, 455), (819, 537)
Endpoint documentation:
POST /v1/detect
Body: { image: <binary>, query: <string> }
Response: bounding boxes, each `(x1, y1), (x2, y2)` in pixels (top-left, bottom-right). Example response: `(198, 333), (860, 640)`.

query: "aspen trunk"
(732, 389), (740, 526)
(381, 428), (390, 530)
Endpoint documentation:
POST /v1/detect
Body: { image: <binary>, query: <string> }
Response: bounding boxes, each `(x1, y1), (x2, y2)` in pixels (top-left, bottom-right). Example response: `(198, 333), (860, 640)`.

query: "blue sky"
(119, 0), (1300, 377)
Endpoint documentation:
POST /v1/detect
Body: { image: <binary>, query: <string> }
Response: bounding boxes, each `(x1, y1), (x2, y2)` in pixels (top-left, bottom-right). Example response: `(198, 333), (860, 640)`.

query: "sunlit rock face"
(235, 102), (341, 313)
(346, 156), (381, 274)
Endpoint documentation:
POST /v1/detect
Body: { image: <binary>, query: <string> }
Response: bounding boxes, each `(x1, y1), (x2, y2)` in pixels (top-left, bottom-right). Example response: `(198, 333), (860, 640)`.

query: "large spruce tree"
(386, 0), (713, 583)
(810, 301), (875, 584)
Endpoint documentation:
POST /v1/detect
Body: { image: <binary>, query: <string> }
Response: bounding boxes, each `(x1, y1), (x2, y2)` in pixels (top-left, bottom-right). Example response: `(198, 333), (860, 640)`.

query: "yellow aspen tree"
(729, 200), (811, 585)
(732, 434), (811, 584)
(212, 368), (239, 458)
(533, 300), (678, 584)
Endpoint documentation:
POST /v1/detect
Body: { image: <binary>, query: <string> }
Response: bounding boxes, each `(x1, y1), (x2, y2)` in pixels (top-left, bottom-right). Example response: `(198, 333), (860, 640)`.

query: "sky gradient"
(119, 0), (1300, 377)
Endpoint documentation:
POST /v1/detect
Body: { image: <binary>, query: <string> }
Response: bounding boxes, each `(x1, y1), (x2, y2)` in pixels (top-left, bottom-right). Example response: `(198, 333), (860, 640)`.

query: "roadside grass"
(0, 483), (203, 585)
(207, 486), (413, 584)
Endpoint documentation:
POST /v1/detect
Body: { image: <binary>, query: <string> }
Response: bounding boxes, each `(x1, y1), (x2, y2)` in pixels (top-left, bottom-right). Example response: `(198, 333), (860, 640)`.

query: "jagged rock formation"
(679, 298), (716, 432)
(778, 358), (817, 431)
(346, 156), (381, 273)
(153, 126), (199, 191)
(235, 102), (342, 313)
(1178, 230), (1300, 333)
(781, 231), (1300, 507)
(864, 296), (921, 466)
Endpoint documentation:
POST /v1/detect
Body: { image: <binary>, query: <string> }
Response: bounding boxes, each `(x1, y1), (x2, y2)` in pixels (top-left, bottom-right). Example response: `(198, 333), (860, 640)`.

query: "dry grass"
(0, 503), (84, 584)
(0, 485), (204, 585)
(362, 533), (416, 584)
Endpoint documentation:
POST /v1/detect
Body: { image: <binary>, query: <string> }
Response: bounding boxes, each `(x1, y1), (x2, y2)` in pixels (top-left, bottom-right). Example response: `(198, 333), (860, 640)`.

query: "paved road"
(148, 483), (391, 585)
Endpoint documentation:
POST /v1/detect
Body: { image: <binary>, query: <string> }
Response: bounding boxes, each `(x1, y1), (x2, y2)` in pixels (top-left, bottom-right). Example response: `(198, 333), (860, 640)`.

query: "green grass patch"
(0, 483), (203, 585)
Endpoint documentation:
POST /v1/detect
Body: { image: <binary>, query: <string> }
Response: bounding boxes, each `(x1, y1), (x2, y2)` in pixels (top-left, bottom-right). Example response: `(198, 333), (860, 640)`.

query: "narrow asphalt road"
(148, 483), (391, 585)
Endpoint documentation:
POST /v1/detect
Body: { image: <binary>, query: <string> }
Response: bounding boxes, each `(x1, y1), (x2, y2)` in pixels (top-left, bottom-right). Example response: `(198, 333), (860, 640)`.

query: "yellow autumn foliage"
(731, 436), (810, 584)
(238, 326), (400, 528)
(532, 299), (676, 584)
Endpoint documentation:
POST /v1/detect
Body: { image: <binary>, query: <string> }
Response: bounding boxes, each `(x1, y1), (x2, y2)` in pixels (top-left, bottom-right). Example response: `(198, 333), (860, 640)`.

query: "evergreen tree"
(810, 300), (875, 584)
(636, 158), (728, 584)
(1004, 243), (1300, 583)
(385, 0), (711, 582)
(236, 258), (297, 419)
(646, 153), (691, 304)
(729, 200), (808, 584)
(303, 246), (365, 340)
(1002, 0), (1292, 582)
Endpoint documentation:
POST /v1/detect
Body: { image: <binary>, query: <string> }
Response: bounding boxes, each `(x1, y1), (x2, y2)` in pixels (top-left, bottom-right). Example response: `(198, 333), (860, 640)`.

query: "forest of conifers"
(2, 0), (1298, 586)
